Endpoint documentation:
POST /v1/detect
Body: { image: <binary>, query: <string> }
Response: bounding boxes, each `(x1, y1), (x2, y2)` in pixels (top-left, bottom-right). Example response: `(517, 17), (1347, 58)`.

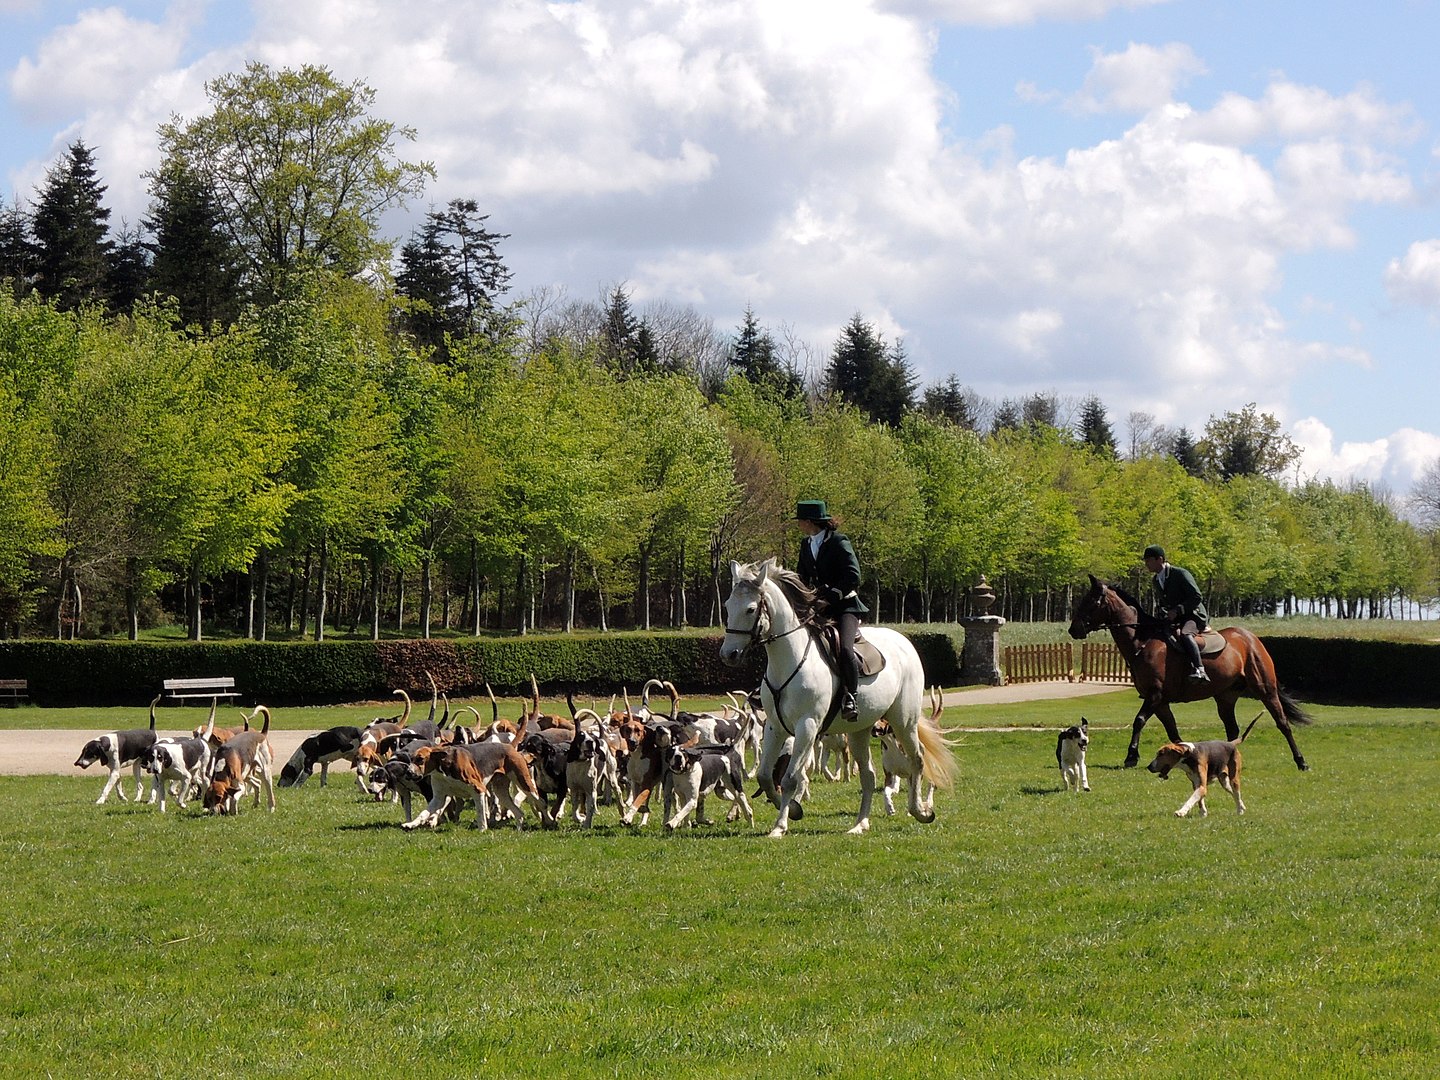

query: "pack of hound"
(74, 676), (975, 831)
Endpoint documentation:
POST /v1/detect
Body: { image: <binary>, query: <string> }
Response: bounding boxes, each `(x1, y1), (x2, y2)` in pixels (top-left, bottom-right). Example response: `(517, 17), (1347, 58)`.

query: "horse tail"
(916, 713), (959, 791)
(1279, 688), (1314, 726)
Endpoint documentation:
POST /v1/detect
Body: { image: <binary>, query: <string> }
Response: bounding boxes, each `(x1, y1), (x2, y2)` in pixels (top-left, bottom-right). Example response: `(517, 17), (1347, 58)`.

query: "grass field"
(2, 693), (1438, 1078)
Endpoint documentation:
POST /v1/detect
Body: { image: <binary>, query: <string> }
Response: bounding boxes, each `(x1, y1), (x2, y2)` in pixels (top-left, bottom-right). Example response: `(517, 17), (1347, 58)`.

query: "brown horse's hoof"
(1122, 754), (1139, 769)
(1295, 758), (1310, 772)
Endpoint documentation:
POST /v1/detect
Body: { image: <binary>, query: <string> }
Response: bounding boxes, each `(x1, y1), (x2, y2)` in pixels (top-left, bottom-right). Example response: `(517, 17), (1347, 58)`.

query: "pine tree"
(921, 375), (978, 429)
(599, 283), (642, 375)
(825, 313), (915, 425)
(0, 196), (34, 298)
(1078, 394), (1117, 456)
(1170, 427), (1203, 476)
(434, 199), (510, 332)
(31, 140), (112, 310)
(107, 221), (151, 313)
(992, 398), (1022, 434)
(145, 165), (244, 331)
(396, 217), (460, 359)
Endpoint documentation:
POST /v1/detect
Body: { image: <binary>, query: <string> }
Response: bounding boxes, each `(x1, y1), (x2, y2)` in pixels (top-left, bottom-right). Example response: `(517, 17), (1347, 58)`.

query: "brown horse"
(1067, 575), (1311, 771)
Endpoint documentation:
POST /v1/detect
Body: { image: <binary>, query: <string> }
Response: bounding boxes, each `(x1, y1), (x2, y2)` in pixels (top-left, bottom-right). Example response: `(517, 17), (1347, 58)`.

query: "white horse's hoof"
(847, 819), (871, 835)
(766, 827), (787, 839)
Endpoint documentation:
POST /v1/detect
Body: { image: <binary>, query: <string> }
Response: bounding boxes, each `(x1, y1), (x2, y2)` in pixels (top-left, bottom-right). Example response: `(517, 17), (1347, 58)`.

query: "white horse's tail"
(917, 712), (960, 791)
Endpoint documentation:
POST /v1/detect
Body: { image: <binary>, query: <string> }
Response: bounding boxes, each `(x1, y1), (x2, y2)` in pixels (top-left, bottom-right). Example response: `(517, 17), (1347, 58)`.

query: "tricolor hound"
(1146, 713), (1262, 817)
(203, 705), (276, 815)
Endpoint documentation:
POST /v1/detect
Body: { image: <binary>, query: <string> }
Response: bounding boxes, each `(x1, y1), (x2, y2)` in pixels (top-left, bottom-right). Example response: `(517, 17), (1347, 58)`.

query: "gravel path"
(0, 681), (1129, 778)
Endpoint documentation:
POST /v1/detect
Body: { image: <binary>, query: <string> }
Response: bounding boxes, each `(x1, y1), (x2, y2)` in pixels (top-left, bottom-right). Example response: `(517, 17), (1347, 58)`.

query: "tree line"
(1, 63), (1435, 641)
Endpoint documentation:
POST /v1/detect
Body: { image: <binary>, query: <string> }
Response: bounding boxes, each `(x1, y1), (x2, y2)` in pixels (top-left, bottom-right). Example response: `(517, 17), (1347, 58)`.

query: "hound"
(1146, 713), (1263, 817)
(404, 741), (540, 831)
(203, 706), (276, 815)
(518, 727), (574, 828)
(138, 736), (212, 812)
(565, 710), (624, 828)
(876, 688), (954, 815)
(74, 694), (162, 805)
(664, 738), (753, 831)
(278, 726), (363, 788)
(1056, 717), (1090, 793)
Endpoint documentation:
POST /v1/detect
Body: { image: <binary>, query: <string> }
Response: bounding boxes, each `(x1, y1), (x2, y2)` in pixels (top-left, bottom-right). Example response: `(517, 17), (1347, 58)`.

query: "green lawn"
(2, 695), (1437, 1078)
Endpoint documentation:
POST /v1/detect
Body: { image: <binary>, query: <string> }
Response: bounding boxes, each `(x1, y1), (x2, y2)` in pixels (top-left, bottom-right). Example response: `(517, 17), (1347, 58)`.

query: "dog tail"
(1239, 711), (1264, 743)
(505, 745), (541, 799)
(1278, 689), (1314, 726)
(148, 694), (161, 730)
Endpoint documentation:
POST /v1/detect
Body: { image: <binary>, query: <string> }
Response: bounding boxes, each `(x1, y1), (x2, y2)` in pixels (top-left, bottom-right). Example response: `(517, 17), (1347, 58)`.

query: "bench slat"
(162, 676), (239, 700)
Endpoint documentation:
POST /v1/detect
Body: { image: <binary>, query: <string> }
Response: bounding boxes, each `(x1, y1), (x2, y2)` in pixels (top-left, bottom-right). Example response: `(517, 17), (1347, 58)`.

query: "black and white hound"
(74, 695), (162, 805)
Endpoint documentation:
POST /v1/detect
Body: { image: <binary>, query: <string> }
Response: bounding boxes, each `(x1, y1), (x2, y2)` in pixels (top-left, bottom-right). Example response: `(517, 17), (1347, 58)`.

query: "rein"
(727, 588), (818, 738)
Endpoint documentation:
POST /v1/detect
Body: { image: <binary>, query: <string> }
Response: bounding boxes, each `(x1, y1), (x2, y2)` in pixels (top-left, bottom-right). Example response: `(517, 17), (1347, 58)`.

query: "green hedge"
(0, 630), (962, 706)
(1262, 636), (1440, 705)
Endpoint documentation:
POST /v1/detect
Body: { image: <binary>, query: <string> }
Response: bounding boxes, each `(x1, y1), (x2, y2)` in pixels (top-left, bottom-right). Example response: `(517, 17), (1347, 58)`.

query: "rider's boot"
(1180, 633), (1207, 682)
(839, 659), (859, 722)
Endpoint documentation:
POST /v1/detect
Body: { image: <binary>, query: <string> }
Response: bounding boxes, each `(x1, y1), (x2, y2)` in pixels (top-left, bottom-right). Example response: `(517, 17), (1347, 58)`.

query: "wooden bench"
(0, 678), (28, 705)
(162, 676), (240, 702)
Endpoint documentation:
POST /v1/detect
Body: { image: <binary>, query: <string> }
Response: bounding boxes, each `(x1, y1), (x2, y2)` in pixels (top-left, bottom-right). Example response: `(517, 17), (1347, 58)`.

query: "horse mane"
(767, 564), (824, 623)
(1106, 582), (1168, 636)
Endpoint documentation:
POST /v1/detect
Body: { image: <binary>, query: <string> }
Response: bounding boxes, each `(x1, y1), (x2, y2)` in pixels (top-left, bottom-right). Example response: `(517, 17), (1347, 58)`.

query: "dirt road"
(0, 681), (1128, 778)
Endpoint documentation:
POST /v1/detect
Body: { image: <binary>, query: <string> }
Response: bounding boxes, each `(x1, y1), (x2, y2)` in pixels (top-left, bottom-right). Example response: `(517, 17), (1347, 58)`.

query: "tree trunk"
(420, 554), (433, 639)
(188, 556), (203, 641)
(126, 557), (140, 641)
(563, 548), (576, 633)
(471, 539), (482, 636)
(257, 550), (269, 642)
(313, 532), (329, 642)
(370, 555), (382, 641)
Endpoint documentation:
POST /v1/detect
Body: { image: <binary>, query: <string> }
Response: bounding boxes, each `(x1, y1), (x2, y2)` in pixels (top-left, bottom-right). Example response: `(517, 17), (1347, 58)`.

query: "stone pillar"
(958, 576), (1005, 686)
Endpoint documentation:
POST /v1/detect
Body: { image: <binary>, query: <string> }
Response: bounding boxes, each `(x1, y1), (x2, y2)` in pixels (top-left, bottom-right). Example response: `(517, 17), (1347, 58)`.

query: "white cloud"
(1384, 239), (1440, 310)
(7, 0), (1436, 494)
(1292, 417), (1440, 494)
(8, 6), (195, 124)
(879, 0), (1171, 27)
(1068, 42), (1206, 114)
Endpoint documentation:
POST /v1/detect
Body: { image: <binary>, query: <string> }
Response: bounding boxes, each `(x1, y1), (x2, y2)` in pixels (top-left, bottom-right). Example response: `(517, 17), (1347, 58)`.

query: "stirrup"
(1189, 666), (1209, 682)
(840, 692), (858, 721)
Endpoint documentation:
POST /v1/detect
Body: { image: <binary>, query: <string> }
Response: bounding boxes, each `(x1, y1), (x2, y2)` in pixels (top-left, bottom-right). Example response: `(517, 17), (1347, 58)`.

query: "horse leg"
(770, 721), (819, 839)
(883, 721), (935, 825)
(845, 732), (876, 835)
(1124, 707), (1152, 768)
(1215, 694), (1241, 742)
(1263, 692), (1309, 771)
(1155, 702), (1183, 745)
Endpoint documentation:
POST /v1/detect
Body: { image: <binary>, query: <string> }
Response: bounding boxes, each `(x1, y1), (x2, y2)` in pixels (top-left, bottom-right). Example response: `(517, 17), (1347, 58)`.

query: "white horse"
(720, 558), (957, 837)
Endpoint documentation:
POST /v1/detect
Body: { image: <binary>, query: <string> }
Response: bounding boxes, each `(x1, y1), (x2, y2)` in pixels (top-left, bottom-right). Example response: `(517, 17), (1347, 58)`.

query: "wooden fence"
(1000, 641), (1133, 685)
(1079, 642), (1131, 684)
(1002, 643), (1074, 684)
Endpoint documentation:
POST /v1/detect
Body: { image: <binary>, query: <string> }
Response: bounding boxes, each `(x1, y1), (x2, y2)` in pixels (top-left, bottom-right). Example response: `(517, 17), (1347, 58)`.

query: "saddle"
(819, 623), (885, 676)
(1198, 629), (1227, 656)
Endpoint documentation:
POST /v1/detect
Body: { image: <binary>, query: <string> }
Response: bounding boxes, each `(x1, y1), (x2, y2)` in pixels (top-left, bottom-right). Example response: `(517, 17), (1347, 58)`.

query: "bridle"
(723, 590), (810, 651)
(724, 583), (817, 737)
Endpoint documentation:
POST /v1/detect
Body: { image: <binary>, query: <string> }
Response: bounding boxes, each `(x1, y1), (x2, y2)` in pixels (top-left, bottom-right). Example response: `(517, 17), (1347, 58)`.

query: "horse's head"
(1068, 574), (1122, 639)
(720, 559), (776, 667)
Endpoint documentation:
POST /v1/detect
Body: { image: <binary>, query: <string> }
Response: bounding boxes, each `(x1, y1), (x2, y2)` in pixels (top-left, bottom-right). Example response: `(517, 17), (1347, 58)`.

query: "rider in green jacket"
(1142, 544), (1209, 682)
(796, 500), (867, 721)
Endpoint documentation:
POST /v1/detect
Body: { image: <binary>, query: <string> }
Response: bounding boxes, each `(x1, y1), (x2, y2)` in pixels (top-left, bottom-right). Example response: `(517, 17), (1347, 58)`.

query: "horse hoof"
(1296, 759), (1310, 772)
(1122, 755), (1139, 769)
(913, 809), (936, 824)
(848, 820), (871, 835)
(766, 827), (787, 839)
(789, 801), (804, 820)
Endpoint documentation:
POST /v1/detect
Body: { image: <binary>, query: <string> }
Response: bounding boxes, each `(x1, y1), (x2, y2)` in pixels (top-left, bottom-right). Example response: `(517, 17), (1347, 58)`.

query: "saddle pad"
(1199, 630), (1227, 656)
(855, 636), (885, 677)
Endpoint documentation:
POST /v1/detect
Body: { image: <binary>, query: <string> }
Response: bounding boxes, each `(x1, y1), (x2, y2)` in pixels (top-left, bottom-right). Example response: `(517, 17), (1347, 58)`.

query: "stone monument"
(958, 576), (1005, 685)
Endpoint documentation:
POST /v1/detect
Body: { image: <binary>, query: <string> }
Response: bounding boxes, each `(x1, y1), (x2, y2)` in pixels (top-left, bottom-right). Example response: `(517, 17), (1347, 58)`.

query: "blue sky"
(3, 0), (1439, 497)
